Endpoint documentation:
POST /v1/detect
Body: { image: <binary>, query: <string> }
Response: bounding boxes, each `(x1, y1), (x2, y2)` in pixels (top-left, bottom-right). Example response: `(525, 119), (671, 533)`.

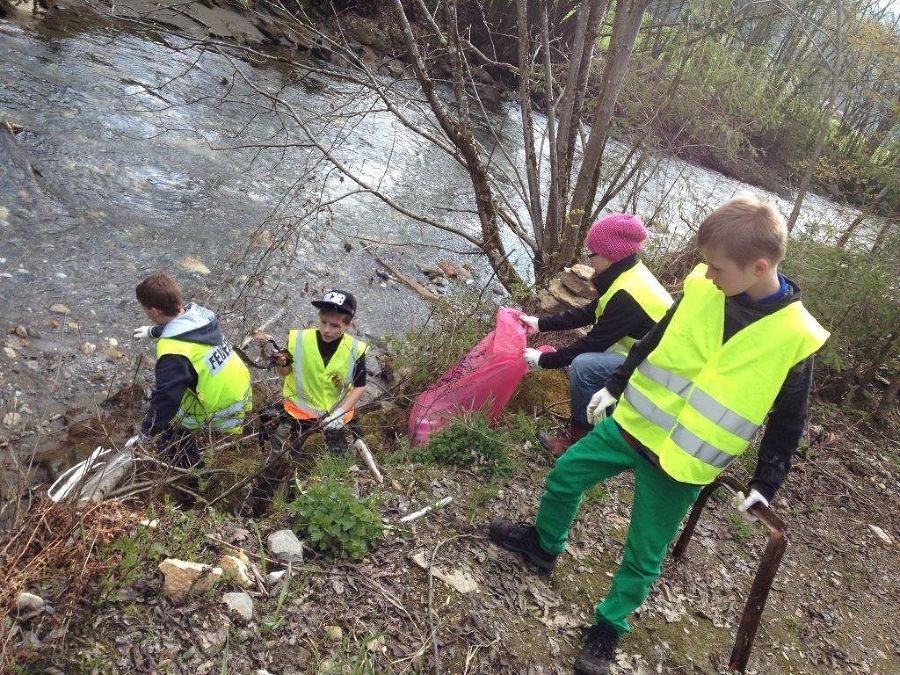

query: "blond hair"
(696, 195), (787, 266)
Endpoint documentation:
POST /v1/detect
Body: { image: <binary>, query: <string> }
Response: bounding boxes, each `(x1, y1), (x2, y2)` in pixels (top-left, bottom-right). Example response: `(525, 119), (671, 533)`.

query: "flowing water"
(0, 12), (859, 458)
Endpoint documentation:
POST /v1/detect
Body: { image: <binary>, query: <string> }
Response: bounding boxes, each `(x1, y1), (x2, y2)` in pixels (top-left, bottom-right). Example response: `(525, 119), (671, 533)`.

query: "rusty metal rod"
(672, 476), (787, 673)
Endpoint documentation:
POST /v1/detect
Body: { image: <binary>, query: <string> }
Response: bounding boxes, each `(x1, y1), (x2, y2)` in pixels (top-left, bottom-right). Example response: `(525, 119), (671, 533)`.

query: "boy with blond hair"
(489, 195), (829, 674)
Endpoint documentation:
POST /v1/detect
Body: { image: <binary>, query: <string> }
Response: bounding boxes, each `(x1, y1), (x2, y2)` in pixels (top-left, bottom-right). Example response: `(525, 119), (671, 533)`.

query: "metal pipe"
(672, 476), (787, 673)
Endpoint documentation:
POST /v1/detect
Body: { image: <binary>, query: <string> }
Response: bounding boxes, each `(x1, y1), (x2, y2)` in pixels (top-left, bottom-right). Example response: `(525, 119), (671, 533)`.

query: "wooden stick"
(376, 257), (440, 301)
(354, 438), (384, 484)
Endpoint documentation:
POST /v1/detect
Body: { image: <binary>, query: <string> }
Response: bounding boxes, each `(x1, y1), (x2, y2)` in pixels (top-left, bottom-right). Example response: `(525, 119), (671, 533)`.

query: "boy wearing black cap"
(272, 289), (368, 452)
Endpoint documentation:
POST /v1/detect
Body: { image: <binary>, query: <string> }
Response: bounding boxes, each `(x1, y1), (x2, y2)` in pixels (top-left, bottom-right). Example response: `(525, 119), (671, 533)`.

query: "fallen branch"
(376, 257), (440, 302)
(354, 438), (383, 484)
(399, 496), (453, 524)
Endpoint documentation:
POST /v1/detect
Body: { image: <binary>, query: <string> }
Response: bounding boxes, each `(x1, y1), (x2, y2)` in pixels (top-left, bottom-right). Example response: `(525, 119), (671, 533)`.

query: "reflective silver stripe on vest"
(671, 425), (738, 469)
(637, 362), (759, 441)
(638, 361), (691, 397)
(687, 387), (757, 441)
(623, 383), (739, 470)
(179, 393), (250, 430)
(292, 336), (359, 415)
(622, 383), (676, 431)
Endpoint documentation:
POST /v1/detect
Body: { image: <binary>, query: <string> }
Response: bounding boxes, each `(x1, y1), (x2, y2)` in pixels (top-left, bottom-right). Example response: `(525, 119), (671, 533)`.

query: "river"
(0, 11), (858, 459)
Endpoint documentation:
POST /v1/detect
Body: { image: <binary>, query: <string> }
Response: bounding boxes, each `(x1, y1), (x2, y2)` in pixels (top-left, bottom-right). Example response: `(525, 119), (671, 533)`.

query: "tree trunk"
(874, 371), (900, 422)
(836, 185), (887, 248)
(786, 0), (843, 233)
(565, 0), (651, 263)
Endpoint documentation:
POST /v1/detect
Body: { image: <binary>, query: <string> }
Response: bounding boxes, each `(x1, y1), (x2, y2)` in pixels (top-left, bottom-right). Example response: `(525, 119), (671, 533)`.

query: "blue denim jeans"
(569, 351), (627, 427)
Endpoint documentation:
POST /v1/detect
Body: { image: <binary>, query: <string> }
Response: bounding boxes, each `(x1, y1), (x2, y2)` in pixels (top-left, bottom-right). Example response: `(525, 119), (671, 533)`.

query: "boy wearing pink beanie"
(520, 213), (673, 456)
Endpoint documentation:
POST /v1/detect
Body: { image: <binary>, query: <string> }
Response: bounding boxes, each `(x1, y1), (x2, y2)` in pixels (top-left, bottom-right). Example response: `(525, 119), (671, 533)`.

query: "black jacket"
(537, 255), (661, 369)
(142, 304), (226, 436)
(606, 275), (815, 501)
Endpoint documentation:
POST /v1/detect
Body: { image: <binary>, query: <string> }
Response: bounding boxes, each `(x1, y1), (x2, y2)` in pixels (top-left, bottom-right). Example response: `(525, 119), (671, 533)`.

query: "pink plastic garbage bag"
(408, 306), (554, 447)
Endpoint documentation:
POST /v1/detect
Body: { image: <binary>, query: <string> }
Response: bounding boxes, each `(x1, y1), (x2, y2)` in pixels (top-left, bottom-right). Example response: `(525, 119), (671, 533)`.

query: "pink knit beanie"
(586, 213), (648, 263)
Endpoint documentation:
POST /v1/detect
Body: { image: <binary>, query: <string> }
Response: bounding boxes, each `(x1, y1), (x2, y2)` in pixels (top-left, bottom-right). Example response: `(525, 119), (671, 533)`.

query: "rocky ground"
(3, 356), (899, 673)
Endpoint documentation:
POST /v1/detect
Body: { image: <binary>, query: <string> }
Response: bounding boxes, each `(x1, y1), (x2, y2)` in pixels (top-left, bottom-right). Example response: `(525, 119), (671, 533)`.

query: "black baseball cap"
(311, 289), (357, 317)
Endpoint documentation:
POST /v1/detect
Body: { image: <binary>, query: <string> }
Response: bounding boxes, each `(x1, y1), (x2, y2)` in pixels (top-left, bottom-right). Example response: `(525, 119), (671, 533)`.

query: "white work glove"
(519, 314), (540, 336)
(523, 347), (542, 372)
(133, 326), (154, 339)
(731, 489), (769, 522)
(586, 387), (617, 426)
(322, 407), (346, 432)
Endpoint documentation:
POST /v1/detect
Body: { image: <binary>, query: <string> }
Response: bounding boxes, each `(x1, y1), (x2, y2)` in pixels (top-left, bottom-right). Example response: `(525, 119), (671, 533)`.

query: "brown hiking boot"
(488, 519), (558, 573)
(539, 421), (590, 457)
(574, 620), (619, 674)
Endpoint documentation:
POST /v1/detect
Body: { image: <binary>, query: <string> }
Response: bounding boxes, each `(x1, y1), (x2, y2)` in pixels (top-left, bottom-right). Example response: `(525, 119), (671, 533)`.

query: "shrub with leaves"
(289, 480), (383, 560)
(414, 412), (531, 479)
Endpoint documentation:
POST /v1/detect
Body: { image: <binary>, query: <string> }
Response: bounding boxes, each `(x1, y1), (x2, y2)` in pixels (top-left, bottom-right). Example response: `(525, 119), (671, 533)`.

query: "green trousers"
(534, 416), (702, 635)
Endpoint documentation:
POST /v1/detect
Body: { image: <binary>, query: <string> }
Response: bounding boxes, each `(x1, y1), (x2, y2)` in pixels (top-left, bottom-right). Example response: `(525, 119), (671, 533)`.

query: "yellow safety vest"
(282, 329), (367, 419)
(157, 338), (252, 434)
(594, 261), (673, 355)
(612, 264), (829, 485)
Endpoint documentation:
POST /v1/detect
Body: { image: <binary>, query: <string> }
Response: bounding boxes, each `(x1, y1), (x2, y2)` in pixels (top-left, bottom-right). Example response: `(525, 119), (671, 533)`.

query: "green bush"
(289, 480), (383, 560)
(414, 412), (532, 479)
(781, 235), (900, 380)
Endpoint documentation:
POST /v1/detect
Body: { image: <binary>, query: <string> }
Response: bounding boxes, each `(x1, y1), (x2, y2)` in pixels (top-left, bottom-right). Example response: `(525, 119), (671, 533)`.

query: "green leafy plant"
(414, 412), (523, 479)
(289, 480), (383, 560)
(724, 512), (754, 543)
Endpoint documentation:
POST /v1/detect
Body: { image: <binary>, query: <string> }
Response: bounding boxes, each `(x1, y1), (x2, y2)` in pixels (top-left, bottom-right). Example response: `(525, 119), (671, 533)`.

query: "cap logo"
(322, 291), (346, 306)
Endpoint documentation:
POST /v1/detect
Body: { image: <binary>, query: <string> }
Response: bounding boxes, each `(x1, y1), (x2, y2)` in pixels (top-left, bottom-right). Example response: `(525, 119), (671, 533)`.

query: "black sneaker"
(488, 519), (558, 573)
(573, 620), (619, 675)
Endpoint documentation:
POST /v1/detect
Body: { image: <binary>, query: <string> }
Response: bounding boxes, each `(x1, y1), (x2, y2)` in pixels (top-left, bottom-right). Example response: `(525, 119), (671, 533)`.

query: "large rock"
(266, 529), (304, 565)
(538, 289), (564, 314)
(561, 267), (596, 299)
(548, 278), (586, 308)
(158, 559), (223, 604)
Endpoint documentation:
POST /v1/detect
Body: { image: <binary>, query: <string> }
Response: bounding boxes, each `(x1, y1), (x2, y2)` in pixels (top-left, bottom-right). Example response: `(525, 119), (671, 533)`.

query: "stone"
(46, 319), (60, 329)
(179, 256), (211, 275)
(17, 592), (45, 612)
(219, 554), (253, 589)
(80, 342), (96, 356)
(548, 278), (585, 308)
(3, 412), (22, 428)
(13, 325), (27, 339)
(65, 321), (78, 330)
(538, 289), (564, 314)
(107, 337), (118, 348)
(3, 347), (15, 359)
(266, 570), (286, 586)
(868, 524), (893, 545)
(561, 268), (596, 298)
(266, 529), (304, 565)
(25, 360), (39, 371)
(570, 263), (594, 280)
(157, 559), (223, 604)
(221, 592), (253, 623)
(324, 625), (343, 642)
(49, 303), (70, 315)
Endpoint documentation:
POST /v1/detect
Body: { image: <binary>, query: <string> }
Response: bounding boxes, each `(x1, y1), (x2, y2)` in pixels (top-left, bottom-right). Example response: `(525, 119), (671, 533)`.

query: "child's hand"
(133, 326), (154, 339)
(731, 489), (769, 522)
(586, 388), (616, 425)
(519, 315), (540, 336)
(322, 407), (346, 432)
(523, 348), (542, 371)
(274, 349), (293, 367)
